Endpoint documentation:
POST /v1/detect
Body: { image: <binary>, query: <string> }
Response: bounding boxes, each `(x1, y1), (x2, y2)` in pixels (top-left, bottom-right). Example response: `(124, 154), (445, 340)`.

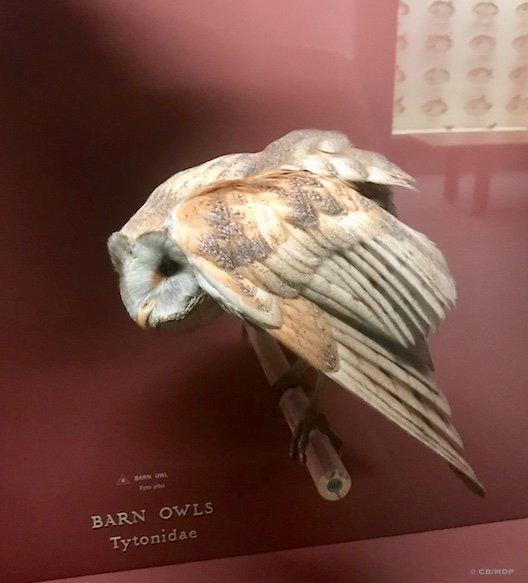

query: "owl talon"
(289, 409), (343, 463)
(284, 371), (342, 462)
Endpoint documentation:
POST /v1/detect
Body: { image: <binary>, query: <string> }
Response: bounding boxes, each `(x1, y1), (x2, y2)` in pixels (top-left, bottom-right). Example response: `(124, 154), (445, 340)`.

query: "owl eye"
(157, 257), (181, 277)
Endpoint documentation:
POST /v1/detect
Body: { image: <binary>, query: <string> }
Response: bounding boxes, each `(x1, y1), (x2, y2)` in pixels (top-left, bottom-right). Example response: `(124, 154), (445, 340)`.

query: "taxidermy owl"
(108, 129), (485, 497)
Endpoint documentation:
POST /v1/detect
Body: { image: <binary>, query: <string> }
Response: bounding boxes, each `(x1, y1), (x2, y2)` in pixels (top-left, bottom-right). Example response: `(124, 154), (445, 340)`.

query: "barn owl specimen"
(108, 130), (485, 497)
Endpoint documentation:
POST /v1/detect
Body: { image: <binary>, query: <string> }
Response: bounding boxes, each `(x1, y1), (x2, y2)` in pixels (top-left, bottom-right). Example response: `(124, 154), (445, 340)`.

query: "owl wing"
(255, 128), (414, 215)
(256, 128), (415, 189)
(167, 168), (484, 496)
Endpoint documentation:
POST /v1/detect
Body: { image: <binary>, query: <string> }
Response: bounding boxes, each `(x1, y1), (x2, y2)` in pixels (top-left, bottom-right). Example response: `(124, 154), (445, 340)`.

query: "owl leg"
(269, 356), (342, 463)
(271, 358), (309, 405)
(289, 374), (343, 464)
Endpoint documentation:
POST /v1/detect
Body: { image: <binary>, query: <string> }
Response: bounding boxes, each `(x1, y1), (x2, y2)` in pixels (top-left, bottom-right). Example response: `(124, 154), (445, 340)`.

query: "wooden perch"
(245, 325), (351, 501)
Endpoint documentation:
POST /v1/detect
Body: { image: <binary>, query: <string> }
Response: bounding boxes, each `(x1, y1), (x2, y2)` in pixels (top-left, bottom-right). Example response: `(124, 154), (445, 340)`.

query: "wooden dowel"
(245, 325), (351, 501)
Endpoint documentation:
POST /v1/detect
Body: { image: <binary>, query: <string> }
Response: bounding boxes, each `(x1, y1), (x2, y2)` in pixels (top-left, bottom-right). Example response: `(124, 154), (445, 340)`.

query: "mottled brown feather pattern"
(172, 169), (454, 356)
(168, 168), (484, 496)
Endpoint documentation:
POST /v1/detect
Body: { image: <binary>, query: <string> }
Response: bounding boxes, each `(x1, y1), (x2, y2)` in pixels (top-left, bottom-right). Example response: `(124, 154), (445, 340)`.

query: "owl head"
(108, 228), (221, 331)
(106, 153), (250, 331)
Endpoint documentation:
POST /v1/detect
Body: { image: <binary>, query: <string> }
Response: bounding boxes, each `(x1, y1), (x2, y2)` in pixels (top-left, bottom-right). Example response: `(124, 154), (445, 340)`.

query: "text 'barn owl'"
(108, 129), (485, 497)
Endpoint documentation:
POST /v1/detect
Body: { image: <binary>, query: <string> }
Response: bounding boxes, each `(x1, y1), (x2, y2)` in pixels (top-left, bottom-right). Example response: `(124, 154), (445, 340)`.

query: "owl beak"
(137, 298), (157, 329)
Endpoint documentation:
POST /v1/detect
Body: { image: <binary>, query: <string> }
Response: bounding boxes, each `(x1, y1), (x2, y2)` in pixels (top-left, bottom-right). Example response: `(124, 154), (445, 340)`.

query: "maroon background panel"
(1, 1), (527, 582)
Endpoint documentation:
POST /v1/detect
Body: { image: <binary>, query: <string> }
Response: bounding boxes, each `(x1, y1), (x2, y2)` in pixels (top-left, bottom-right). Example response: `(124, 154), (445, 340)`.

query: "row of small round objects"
(395, 65), (528, 85)
(393, 95), (528, 117)
(399, 2), (528, 23)
(396, 34), (528, 55)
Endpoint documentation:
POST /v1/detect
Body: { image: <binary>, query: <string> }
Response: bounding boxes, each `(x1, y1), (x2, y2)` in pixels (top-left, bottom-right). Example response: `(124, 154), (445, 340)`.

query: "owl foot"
(288, 373), (343, 463)
(271, 361), (343, 463)
(290, 406), (343, 464)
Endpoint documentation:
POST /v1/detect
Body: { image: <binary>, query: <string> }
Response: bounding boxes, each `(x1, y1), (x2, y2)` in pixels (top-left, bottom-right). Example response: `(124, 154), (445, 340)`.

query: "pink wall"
(1, 1), (527, 581)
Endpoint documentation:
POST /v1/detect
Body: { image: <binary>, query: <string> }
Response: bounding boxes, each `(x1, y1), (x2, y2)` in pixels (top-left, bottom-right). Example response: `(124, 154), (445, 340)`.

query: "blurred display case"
(393, 0), (528, 214)
(1, 1), (527, 582)
(393, 0), (528, 139)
